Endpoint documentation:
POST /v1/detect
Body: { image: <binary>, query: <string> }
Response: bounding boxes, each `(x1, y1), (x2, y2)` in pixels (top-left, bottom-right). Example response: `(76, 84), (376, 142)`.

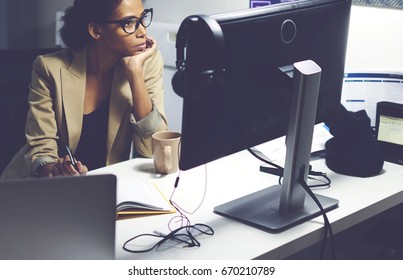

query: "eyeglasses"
(105, 8), (153, 35)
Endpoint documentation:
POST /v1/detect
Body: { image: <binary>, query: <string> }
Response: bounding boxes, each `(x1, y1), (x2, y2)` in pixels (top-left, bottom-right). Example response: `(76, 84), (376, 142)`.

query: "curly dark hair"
(59, 0), (123, 50)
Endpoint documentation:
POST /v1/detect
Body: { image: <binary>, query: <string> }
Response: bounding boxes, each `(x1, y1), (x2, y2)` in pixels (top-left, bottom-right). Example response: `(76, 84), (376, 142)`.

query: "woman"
(1, 0), (168, 179)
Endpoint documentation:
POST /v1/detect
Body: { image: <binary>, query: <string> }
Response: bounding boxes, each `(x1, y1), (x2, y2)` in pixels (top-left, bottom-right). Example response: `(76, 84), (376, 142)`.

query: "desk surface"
(91, 149), (403, 260)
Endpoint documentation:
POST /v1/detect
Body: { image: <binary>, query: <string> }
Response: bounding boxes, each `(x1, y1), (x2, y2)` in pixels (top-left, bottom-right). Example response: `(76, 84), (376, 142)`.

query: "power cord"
(298, 177), (335, 259)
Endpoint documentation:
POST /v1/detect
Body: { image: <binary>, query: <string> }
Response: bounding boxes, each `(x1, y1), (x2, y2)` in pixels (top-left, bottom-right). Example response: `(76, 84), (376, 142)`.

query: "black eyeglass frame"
(105, 8), (153, 35)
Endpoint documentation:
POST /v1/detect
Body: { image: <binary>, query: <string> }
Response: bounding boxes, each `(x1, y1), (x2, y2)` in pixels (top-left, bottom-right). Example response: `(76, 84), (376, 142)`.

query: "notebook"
(0, 174), (116, 260)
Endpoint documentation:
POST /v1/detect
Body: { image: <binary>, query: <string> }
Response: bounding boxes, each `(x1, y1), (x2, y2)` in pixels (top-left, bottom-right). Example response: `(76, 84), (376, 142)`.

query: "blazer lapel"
(106, 61), (132, 157)
(61, 49), (87, 151)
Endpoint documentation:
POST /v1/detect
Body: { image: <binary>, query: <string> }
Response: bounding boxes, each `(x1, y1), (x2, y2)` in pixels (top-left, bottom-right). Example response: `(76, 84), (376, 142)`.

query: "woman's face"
(99, 0), (148, 56)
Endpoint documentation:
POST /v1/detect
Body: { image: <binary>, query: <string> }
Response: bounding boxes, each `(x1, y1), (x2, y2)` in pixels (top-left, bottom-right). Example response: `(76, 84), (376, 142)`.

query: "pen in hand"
(65, 144), (80, 172)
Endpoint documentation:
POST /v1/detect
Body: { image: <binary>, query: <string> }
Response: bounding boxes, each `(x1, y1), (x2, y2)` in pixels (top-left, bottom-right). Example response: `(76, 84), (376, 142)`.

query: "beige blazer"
(1, 48), (167, 179)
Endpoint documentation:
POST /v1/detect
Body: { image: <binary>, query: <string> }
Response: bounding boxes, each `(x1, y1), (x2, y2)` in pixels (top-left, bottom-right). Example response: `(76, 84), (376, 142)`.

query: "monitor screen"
(174, 0), (351, 231)
(376, 101), (403, 165)
(341, 72), (403, 127)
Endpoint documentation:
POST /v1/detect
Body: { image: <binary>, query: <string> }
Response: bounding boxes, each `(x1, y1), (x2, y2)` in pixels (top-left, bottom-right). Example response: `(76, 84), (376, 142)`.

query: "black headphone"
(172, 14), (226, 99)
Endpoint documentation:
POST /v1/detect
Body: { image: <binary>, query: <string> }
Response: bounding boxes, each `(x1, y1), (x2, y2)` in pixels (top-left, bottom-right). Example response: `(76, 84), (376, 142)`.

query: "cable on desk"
(298, 177), (335, 259)
(122, 223), (214, 253)
(247, 146), (335, 259)
(169, 164), (208, 215)
(248, 147), (284, 185)
(248, 147), (332, 189)
(122, 165), (214, 253)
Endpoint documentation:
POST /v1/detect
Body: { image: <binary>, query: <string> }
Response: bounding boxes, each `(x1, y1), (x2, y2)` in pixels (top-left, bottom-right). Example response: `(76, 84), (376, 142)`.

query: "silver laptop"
(0, 174), (116, 260)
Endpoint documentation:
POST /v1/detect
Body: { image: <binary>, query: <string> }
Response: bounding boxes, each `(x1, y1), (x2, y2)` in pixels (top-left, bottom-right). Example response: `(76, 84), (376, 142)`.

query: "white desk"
(91, 150), (403, 260)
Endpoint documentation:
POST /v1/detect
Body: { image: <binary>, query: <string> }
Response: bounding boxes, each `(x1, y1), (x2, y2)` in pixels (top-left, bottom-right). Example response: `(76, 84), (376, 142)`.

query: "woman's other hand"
(37, 156), (88, 177)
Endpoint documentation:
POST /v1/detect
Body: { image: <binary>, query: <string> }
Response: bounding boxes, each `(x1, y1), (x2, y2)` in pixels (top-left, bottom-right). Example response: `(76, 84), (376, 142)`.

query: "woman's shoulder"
(33, 48), (87, 77)
(35, 48), (74, 67)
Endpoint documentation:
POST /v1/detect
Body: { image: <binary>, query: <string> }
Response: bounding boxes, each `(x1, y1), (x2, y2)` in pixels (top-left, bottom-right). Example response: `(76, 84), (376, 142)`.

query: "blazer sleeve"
(24, 55), (60, 175)
(130, 49), (168, 157)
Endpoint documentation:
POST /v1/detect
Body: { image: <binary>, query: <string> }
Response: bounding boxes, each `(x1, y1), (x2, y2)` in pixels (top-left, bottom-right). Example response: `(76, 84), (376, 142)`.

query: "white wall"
(6, 0), (71, 49)
(345, 6), (403, 72)
(146, 0), (248, 23)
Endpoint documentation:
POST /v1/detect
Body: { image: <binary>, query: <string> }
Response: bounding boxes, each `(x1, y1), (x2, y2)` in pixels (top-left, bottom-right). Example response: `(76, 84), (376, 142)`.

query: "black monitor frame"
(175, 0), (351, 231)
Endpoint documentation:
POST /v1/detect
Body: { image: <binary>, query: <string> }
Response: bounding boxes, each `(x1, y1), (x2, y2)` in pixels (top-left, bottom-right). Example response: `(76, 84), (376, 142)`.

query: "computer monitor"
(174, 0), (351, 231)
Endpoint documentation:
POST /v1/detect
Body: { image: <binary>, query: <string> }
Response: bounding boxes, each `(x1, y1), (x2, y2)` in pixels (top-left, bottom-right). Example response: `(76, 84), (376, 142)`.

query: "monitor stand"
(214, 60), (339, 232)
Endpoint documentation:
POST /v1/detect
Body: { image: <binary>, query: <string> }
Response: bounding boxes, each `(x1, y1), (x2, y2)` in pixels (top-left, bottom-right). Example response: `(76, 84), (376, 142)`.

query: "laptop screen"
(376, 101), (403, 165)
